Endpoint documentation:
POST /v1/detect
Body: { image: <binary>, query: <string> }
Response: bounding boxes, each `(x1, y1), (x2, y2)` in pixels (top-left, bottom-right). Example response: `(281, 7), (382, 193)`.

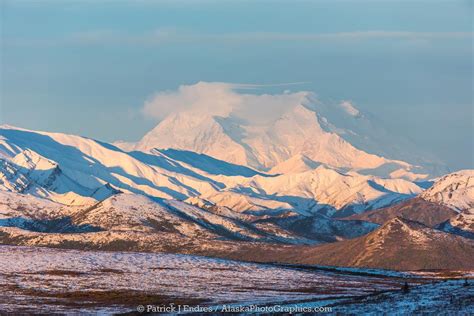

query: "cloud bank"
(142, 82), (311, 124)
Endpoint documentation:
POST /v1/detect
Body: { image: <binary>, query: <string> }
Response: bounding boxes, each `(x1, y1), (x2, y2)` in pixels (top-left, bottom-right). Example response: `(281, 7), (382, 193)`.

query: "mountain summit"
(128, 83), (445, 179)
(278, 216), (474, 270)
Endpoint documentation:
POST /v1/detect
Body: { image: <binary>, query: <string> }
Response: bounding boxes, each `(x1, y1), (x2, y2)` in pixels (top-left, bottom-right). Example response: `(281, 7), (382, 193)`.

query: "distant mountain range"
(125, 95), (446, 179)
(266, 216), (474, 270)
(0, 100), (472, 271)
(0, 125), (424, 216)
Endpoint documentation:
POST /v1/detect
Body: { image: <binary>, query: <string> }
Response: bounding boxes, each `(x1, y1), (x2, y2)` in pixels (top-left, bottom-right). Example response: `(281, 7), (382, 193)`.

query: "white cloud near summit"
(142, 82), (310, 124)
(339, 101), (360, 117)
(142, 82), (238, 119)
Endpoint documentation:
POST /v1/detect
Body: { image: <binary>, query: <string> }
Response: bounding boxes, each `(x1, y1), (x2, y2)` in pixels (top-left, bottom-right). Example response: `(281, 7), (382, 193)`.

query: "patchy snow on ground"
(0, 245), (472, 314)
(332, 279), (474, 314)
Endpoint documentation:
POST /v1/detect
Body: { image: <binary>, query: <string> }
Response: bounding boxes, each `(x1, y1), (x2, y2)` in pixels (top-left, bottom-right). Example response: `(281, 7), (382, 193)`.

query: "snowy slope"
(0, 190), (307, 244)
(0, 190), (71, 219)
(420, 170), (474, 211)
(348, 171), (474, 229)
(0, 126), (424, 216)
(303, 96), (446, 175)
(436, 209), (474, 239)
(269, 154), (321, 174)
(0, 157), (97, 206)
(214, 165), (423, 216)
(0, 190), (94, 233)
(0, 126), (222, 202)
(133, 94), (435, 179)
(135, 112), (249, 167)
(69, 193), (214, 236)
(134, 104), (413, 174)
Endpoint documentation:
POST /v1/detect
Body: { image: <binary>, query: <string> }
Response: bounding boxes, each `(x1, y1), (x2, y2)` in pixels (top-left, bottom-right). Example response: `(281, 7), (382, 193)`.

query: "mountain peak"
(289, 214), (474, 270)
(421, 170), (474, 211)
(119, 83), (447, 178)
(382, 216), (427, 230)
(134, 98), (416, 173)
(371, 216), (442, 249)
(269, 154), (321, 174)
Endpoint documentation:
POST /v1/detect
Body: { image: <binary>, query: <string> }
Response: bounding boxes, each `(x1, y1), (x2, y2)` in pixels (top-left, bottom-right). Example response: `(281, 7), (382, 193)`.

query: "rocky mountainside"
(346, 197), (458, 228)
(345, 171), (474, 229)
(267, 217), (474, 270)
(436, 209), (474, 239)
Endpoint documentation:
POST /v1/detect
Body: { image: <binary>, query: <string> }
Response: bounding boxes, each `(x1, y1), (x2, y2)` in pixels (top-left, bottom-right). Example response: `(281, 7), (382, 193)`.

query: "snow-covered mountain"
(346, 171), (474, 234)
(436, 209), (474, 239)
(3, 189), (472, 270)
(302, 96), (447, 176)
(197, 165), (423, 217)
(420, 170), (474, 212)
(131, 90), (443, 179)
(0, 125), (423, 216)
(135, 103), (403, 172)
(0, 123), (473, 270)
(0, 190), (310, 243)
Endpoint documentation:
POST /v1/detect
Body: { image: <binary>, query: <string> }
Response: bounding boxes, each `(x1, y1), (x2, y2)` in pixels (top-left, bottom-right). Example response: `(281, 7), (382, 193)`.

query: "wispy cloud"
(6, 29), (472, 47)
(205, 31), (473, 41)
(73, 29), (474, 44)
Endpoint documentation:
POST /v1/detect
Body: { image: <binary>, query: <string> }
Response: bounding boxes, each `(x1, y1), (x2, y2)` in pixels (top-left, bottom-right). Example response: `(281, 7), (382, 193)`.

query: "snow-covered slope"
(420, 170), (474, 211)
(70, 193), (214, 236)
(348, 171), (474, 230)
(303, 96), (446, 176)
(269, 154), (321, 174)
(0, 190), (94, 233)
(0, 126), (222, 202)
(0, 125), (424, 216)
(135, 112), (249, 167)
(210, 165), (423, 216)
(128, 83), (447, 179)
(0, 190), (71, 220)
(0, 156), (97, 206)
(0, 190), (308, 244)
(436, 209), (474, 239)
(134, 100), (429, 179)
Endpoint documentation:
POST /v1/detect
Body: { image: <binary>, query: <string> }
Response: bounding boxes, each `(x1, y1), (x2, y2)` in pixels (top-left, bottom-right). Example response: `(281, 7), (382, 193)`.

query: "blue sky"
(0, 0), (472, 170)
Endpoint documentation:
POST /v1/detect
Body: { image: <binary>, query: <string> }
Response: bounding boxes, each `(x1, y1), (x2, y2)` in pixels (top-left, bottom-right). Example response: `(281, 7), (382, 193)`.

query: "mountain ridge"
(262, 216), (474, 270)
(0, 125), (425, 216)
(131, 99), (441, 179)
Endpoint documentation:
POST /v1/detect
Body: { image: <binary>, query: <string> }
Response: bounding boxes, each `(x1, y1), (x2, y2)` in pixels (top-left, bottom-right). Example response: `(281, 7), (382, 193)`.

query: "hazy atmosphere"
(1, 0), (472, 170)
(1, 2), (473, 314)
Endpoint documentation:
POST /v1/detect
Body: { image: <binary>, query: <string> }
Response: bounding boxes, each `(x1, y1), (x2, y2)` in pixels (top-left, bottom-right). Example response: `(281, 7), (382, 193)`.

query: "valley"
(1, 245), (472, 314)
